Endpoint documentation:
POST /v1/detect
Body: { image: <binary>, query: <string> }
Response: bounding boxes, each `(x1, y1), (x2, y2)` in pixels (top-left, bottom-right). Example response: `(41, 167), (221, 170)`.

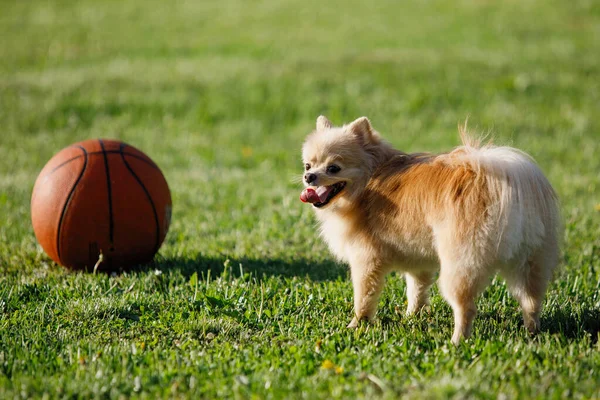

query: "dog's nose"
(304, 173), (317, 184)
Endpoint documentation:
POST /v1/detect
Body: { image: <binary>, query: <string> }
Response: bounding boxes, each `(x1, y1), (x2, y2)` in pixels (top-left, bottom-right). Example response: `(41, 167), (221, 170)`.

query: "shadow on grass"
(542, 307), (600, 343)
(136, 254), (348, 282)
(478, 306), (600, 343)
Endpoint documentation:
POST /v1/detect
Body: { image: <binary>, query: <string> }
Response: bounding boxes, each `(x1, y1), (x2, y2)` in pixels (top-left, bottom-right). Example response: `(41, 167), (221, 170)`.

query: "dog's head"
(300, 116), (384, 211)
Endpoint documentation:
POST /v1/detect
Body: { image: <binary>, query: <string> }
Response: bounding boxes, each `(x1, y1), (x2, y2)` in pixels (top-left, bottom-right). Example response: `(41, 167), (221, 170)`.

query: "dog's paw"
(405, 304), (431, 316)
(451, 333), (462, 347)
(347, 317), (359, 329)
(524, 317), (541, 335)
(347, 315), (372, 328)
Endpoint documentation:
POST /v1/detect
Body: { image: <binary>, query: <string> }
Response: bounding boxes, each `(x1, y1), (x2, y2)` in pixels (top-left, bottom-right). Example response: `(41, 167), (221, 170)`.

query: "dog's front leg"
(347, 260), (386, 328)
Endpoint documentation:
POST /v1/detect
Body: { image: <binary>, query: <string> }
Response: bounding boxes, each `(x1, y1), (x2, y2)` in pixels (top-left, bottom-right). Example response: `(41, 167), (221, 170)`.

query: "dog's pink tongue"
(300, 187), (319, 203)
(300, 186), (332, 204)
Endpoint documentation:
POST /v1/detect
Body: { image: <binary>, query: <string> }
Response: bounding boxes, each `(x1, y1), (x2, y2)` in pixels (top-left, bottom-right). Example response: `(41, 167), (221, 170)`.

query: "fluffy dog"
(300, 116), (560, 344)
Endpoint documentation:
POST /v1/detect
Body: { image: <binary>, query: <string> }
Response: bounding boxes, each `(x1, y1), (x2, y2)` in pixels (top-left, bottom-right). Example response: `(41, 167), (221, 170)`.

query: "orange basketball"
(31, 139), (172, 272)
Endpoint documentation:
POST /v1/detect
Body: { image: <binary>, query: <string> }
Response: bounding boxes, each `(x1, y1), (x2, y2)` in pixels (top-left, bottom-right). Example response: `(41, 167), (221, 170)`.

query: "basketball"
(31, 139), (172, 272)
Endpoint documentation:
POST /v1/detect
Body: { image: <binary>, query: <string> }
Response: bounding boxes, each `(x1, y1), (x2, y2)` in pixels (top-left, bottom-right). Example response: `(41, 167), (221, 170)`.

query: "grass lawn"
(1, 0), (599, 398)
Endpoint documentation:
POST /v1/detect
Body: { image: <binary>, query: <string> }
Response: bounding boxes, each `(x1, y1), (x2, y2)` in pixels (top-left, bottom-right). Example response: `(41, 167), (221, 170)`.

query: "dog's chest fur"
(316, 212), (355, 262)
(315, 196), (438, 268)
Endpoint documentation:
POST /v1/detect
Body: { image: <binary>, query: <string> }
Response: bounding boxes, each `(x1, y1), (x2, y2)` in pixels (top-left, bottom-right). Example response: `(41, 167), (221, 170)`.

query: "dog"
(300, 116), (560, 345)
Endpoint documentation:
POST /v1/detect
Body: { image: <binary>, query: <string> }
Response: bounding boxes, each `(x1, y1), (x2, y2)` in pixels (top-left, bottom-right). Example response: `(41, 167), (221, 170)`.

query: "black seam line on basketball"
(99, 139), (115, 245)
(119, 143), (161, 255)
(31, 154), (83, 205)
(42, 155), (84, 180)
(102, 150), (159, 169)
(40, 151), (159, 182)
(56, 145), (88, 265)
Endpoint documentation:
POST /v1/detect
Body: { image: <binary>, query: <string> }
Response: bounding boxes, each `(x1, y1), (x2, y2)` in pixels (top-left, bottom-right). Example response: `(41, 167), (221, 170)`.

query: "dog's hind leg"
(438, 258), (492, 345)
(502, 243), (558, 334)
(405, 271), (436, 315)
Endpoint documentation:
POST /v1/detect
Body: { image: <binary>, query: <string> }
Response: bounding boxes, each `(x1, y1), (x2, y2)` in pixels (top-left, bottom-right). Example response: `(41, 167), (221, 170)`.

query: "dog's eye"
(305, 163), (311, 171)
(327, 164), (341, 174)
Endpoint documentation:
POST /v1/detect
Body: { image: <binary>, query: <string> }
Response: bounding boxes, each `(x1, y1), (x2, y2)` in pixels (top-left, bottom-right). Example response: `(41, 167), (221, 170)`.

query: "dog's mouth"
(300, 182), (346, 208)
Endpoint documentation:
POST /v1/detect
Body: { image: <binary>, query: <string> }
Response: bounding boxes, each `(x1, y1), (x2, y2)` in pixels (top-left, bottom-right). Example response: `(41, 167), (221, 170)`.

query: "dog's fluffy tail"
(453, 125), (561, 262)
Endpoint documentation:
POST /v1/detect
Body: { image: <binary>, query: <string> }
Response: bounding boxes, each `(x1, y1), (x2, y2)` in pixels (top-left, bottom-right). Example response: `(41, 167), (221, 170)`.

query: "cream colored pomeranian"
(300, 116), (560, 344)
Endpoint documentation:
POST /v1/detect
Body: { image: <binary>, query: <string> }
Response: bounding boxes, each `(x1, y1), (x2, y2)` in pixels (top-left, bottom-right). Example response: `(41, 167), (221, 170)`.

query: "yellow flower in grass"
(321, 360), (343, 374)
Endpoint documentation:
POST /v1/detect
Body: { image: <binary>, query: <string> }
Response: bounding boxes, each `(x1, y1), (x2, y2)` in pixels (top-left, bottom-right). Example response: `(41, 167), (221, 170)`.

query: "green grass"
(1, 0), (599, 398)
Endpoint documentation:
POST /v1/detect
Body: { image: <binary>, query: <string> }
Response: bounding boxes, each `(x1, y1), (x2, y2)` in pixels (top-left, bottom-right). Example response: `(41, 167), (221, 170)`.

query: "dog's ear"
(316, 115), (333, 131)
(347, 116), (376, 145)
